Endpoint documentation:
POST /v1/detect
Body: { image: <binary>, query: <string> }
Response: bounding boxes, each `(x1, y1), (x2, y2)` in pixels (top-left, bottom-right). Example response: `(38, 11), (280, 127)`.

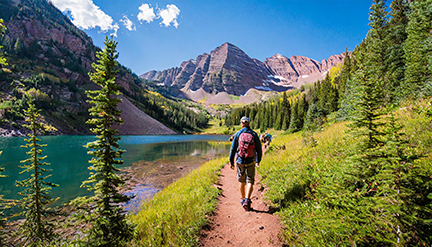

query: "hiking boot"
(242, 198), (251, 211)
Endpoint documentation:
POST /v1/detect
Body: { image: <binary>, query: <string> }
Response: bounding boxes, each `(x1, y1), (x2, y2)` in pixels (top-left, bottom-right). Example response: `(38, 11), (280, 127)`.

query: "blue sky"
(50, 0), (373, 75)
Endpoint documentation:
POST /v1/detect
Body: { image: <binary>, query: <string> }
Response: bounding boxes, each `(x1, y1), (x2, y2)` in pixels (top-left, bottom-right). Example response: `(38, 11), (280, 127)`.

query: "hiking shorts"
(236, 161), (255, 184)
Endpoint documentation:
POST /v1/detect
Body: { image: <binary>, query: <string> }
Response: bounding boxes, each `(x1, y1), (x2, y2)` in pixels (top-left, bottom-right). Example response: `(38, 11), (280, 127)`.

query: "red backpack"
(237, 132), (255, 158)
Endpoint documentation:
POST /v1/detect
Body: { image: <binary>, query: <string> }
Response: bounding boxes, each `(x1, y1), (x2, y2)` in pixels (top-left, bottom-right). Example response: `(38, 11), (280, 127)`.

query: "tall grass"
(130, 157), (226, 246)
(258, 99), (432, 245)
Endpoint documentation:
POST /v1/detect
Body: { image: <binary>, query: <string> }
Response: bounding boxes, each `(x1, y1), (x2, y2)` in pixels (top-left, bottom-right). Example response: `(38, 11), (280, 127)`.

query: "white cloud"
(50, 0), (119, 36)
(121, 15), (136, 31)
(158, 4), (180, 28)
(137, 4), (156, 23)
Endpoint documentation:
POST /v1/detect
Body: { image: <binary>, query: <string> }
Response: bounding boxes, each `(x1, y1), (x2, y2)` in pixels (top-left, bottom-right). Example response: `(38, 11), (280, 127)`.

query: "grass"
(127, 98), (432, 246)
(257, 99), (432, 245)
(201, 118), (237, 135)
(130, 157), (226, 246)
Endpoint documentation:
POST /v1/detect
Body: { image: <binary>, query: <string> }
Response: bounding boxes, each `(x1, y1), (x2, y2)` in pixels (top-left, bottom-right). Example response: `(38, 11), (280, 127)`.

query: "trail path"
(199, 147), (284, 246)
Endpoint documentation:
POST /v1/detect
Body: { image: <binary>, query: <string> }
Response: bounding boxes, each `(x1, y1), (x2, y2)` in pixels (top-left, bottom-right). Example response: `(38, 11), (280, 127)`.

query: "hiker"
(264, 133), (273, 148)
(259, 133), (265, 144)
(229, 116), (262, 211)
(229, 133), (235, 142)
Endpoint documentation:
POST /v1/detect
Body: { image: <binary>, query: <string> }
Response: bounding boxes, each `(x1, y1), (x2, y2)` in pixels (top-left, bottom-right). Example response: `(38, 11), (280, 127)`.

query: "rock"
(141, 43), (347, 98)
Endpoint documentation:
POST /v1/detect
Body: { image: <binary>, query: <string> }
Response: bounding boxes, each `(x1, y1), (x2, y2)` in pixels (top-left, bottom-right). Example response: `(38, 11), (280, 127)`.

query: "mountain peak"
(140, 44), (346, 98)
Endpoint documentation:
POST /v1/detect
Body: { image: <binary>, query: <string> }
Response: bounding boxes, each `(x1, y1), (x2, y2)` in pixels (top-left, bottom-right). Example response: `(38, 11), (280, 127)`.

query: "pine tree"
(338, 47), (351, 107)
(81, 36), (132, 246)
(319, 74), (338, 115)
(281, 92), (291, 131)
(339, 6), (429, 241)
(0, 19), (7, 67)
(288, 99), (301, 132)
(403, 0), (432, 98)
(387, 0), (409, 101)
(17, 96), (58, 246)
(304, 103), (325, 132)
(274, 101), (282, 130)
(367, 0), (390, 106)
(297, 93), (308, 129)
(374, 113), (431, 245)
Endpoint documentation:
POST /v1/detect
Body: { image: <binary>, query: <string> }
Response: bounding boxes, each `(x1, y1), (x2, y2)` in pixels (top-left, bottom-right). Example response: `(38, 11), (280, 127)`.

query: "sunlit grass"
(130, 157), (226, 246)
(257, 99), (432, 245)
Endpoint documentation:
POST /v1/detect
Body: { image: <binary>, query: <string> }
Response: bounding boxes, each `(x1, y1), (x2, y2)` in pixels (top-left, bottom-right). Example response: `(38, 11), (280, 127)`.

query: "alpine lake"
(0, 135), (231, 215)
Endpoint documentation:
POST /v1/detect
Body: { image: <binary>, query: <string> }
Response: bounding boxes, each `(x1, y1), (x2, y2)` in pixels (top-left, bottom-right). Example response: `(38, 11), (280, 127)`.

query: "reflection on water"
(0, 135), (230, 215)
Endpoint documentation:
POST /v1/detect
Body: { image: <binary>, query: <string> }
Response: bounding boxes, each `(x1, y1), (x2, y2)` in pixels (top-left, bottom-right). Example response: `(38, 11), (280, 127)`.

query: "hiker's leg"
(245, 162), (255, 198)
(240, 182), (246, 199)
(237, 163), (247, 199)
(246, 182), (253, 199)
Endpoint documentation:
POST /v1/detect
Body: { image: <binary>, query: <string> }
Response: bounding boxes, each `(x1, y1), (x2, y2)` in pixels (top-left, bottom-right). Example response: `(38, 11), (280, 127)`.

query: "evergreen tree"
(0, 19), (7, 67)
(281, 92), (291, 131)
(319, 74), (338, 115)
(340, 44), (390, 244)
(387, 0), (409, 101)
(375, 113), (431, 245)
(17, 96), (58, 246)
(337, 44), (366, 120)
(81, 36), (133, 246)
(297, 93), (308, 129)
(304, 103), (325, 132)
(367, 0), (390, 106)
(288, 100), (301, 132)
(403, 0), (432, 98)
(274, 101), (282, 130)
(338, 47), (351, 107)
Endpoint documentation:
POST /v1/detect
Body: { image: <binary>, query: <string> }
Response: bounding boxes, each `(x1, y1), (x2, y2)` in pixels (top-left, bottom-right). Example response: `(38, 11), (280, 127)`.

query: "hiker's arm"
(229, 133), (239, 165)
(255, 133), (262, 163)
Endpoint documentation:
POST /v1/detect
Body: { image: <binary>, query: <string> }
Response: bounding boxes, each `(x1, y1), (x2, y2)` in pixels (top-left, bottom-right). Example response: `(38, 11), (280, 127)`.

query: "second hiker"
(229, 116), (262, 211)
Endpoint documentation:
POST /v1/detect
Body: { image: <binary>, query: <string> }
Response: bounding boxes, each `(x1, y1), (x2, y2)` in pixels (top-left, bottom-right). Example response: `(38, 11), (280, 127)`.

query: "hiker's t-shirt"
(229, 127), (262, 165)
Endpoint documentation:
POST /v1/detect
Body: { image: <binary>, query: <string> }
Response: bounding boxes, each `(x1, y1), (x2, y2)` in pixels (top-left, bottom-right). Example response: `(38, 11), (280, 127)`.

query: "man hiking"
(229, 116), (262, 211)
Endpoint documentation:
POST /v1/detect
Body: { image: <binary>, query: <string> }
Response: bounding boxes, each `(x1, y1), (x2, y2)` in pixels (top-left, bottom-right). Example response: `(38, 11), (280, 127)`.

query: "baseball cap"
(240, 116), (249, 123)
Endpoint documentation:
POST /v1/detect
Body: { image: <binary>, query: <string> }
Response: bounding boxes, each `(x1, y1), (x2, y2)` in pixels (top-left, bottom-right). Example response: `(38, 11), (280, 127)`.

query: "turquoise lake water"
(0, 135), (230, 214)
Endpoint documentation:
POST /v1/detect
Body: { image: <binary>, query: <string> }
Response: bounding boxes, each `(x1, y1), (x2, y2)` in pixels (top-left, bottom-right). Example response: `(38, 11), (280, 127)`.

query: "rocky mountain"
(141, 43), (347, 98)
(142, 43), (286, 96)
(0, 0), (195, 136)
(264, 53), (346, 88)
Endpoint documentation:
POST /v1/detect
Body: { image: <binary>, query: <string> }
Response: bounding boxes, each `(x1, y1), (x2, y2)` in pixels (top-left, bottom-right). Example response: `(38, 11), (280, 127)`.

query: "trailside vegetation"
(255, 0), (432, 245)
(16, 95), (58, 246)
(131, 157), (225, 246)
(259, 99), (432, 245)
(73, 36), (133, 246)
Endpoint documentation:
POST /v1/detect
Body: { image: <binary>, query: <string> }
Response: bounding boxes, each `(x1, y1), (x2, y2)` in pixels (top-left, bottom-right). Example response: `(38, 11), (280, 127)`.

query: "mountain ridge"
(140, 42), (347, 98)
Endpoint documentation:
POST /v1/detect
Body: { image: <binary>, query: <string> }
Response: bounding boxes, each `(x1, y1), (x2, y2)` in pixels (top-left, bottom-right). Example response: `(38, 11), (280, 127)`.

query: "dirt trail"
(199, 148), (284, 246)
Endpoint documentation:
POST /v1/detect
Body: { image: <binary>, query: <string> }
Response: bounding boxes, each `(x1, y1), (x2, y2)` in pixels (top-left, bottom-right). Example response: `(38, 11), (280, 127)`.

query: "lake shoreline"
(3, 155), (214, 244)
